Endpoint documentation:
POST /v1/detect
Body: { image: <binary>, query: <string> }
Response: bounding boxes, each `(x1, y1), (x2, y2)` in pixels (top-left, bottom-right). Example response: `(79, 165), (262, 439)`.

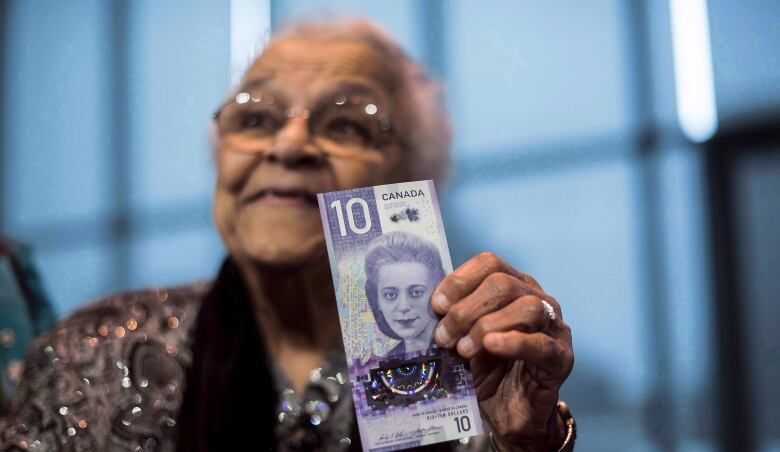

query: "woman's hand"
(431, 252), (574, 451)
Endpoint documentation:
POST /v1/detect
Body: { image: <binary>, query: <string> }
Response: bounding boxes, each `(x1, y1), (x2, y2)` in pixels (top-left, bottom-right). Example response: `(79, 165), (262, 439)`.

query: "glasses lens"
(311, 99), (389, 149)
(218, 101), (285, 137)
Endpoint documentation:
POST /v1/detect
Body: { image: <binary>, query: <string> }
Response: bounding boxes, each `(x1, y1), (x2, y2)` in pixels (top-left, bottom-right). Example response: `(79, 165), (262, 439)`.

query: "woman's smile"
(394, 317), (419, 329)
(243, 188), (319, 208)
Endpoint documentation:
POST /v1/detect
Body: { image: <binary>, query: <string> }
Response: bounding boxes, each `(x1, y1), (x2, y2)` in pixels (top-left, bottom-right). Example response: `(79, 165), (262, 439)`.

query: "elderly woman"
(364, 231), (444, 358)
(0, 19), (574, 452)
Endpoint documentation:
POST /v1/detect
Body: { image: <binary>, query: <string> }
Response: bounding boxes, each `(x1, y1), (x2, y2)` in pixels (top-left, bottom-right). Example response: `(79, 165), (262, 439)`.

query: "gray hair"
(272, 18), (452, 186)
(364, 231), (445, 339)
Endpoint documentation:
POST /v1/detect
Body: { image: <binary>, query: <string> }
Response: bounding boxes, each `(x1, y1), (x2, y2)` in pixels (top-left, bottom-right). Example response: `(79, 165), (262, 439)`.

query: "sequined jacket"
(0, 282), (491, 451)
(0, 283), (207, 451)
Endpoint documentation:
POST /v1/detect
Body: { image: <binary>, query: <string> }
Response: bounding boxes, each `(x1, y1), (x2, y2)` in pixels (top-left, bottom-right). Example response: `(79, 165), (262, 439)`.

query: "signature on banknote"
(377, 425), (445, 444)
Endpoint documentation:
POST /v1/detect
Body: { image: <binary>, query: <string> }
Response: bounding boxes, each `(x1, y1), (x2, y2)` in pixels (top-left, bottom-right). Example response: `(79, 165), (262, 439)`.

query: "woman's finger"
(482, 330), (573, 376)
(454, 295), (550, 359)
(431, 252), (551, 315)
(431, 252), (521, 314)
(434, 272), (533, 348)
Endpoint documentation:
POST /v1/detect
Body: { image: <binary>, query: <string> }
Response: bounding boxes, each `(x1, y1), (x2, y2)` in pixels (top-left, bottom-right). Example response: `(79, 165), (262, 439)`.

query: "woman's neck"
(235, 255), (342, 392)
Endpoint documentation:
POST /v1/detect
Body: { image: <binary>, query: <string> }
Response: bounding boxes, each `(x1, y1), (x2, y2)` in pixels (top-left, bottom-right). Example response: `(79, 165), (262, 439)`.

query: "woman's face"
(213, 36), (405, 267)
(376, 262), (437, 341)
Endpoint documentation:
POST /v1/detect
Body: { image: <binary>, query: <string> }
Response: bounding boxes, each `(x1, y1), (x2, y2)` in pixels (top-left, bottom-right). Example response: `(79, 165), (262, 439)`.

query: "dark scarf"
(175, 257), (453, 451)
(176, 257), (278, 451)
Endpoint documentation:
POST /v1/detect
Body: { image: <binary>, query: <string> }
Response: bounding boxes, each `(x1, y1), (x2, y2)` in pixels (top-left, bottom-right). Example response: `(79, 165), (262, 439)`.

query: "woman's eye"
(410, 288), (425, 297)
(239, 112), (279, 132)
(325, 118), (372, 146)
(383, 291), (398, 301)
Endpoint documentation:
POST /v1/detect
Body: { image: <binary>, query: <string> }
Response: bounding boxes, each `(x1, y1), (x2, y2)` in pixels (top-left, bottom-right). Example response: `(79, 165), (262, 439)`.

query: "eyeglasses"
(213, 90), (396, 150)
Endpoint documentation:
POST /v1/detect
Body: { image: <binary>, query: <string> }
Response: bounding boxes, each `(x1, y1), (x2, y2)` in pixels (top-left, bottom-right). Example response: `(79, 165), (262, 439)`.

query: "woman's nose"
(265, 117), (323, 167)
(397, 295), (411, 312)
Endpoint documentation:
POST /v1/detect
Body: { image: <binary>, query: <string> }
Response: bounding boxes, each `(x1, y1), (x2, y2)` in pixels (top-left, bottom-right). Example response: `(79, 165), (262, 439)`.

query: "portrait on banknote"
(364, 231), (444, 359)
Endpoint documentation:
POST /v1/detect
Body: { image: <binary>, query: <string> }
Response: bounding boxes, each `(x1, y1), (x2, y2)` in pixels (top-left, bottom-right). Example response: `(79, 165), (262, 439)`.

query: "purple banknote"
(317, 180), (483, 451)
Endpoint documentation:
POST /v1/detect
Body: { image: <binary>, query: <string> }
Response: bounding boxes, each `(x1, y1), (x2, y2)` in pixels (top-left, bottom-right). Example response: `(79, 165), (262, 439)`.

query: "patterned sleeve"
(1, 284), (204, 452)
(1, 329), (88, 451)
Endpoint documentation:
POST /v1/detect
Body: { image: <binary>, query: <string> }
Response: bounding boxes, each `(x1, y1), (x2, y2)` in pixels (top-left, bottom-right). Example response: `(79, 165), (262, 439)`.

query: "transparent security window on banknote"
(317, 180), (484, 451)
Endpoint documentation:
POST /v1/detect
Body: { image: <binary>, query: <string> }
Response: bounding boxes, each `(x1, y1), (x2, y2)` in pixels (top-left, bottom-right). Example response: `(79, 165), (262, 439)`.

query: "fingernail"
(433, 293), (450, 311)
(457, 336), (474, 356)
(435, 325), (453, 346)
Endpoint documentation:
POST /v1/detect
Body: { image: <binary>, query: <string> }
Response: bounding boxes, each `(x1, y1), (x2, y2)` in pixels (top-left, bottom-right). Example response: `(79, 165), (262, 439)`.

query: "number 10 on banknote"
(317, 180), (483, 451)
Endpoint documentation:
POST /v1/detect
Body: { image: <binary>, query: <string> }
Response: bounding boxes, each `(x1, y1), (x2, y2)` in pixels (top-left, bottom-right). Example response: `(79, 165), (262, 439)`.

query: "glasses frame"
(212, 90), (399, 151)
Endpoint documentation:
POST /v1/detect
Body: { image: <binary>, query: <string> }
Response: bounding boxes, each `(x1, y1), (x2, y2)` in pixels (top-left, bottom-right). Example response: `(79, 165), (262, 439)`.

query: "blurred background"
(1, 0), (778, 450)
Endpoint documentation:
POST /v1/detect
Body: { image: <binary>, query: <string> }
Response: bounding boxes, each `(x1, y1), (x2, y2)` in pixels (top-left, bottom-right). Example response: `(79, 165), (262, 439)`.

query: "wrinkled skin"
(432, 252), (574, 451)
(213, 37), (405, 269)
